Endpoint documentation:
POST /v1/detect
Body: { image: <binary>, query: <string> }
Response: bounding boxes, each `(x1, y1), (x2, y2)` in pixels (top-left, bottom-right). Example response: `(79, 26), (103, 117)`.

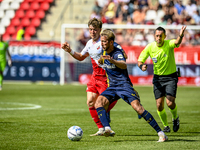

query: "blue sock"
(96, 107), (110, 127)
(141, 110), (161, 133)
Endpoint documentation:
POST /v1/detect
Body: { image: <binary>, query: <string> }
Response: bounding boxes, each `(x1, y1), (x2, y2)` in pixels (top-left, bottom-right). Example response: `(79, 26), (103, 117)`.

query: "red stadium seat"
(11, 33), (17, 40)
(45, 0), (54, 3)
(6, 25), (16, 35)
(34, 0), (45, 3)
(40, 2), (49, 11)
(21, 18), (31, 27)
(2, 33), (10, 41)
(24, 34), (31, 40)
(10, 17), (21, 26)
(25, 0), (34, 2)
(31, 17), (41, 27)
(20, 1), (30, 10)
(16, 26), (24, 33)
(30, 2), (40, 10)
(15, 9), (25, 19)
(25, 26), (36, 36)
(35, 10), (45, 19)
(26, 10), (35, 19)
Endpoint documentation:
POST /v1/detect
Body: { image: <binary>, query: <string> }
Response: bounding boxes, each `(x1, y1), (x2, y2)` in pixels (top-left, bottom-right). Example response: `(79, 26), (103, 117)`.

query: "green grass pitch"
(0, 83), (200, 150)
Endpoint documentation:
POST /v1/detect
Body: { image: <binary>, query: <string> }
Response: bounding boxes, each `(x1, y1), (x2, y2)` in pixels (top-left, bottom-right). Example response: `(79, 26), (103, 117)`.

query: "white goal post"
(60, 24), (200, 85)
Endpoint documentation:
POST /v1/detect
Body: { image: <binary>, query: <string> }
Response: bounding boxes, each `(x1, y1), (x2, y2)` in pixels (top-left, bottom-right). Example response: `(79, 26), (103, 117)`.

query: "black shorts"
(153, 72), (178, 99)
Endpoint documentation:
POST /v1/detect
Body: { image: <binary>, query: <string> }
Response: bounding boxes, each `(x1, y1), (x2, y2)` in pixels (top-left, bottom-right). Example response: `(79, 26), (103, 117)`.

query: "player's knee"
(94, 96), (108, 109)
(131, 100), (144, 113)
(156, 99), (164, 111)
(156, 103), (163, 111)
(87, 99), (94, 107)
(94, 98), (102, 109)
(166, 95), (175, 102)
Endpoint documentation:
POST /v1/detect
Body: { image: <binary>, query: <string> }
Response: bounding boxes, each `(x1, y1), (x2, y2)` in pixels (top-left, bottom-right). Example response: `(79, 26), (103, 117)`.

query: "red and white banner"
(122, 46), (200, 65)
(79, 74), (200, 86)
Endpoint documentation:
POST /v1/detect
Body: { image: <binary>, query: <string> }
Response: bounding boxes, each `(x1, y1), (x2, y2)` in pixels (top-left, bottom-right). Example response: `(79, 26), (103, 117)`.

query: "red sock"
(89, 106), (104, 128)
(107, 100), (117, 112)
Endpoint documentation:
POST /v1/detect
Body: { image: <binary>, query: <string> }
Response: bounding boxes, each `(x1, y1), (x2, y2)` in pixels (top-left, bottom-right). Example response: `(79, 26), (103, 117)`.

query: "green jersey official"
(137, 26), (186, 133)
(138, 39), (178, 75)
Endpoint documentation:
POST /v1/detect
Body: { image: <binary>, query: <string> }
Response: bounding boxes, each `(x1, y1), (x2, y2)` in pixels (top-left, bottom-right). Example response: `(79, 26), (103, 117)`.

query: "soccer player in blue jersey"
(95, 29), (168, 142)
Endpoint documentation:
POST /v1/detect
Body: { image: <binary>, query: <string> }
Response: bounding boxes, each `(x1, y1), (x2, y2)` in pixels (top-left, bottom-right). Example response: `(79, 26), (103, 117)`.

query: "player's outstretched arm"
(175, 26), (187, 45)
(61, 42), (88, 61)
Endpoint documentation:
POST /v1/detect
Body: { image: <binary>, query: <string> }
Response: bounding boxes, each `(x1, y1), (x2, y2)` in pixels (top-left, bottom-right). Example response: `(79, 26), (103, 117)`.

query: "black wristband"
(139, 64), (143, 70)
(179, 35), (184, 38)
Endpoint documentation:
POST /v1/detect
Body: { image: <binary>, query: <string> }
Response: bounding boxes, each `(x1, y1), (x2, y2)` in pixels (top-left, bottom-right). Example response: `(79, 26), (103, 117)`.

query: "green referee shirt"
(0, 41), (9, 62)
(138, 39), (179, 75)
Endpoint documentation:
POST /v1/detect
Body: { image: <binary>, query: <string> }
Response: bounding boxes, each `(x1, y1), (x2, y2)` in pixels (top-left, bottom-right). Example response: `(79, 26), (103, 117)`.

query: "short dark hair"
(88, 18), (102, 29)
(155, 26), (166, 35)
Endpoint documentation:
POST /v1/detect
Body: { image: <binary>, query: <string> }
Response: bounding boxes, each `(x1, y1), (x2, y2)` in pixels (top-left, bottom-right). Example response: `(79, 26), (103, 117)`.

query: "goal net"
(60, 24), (200, 85)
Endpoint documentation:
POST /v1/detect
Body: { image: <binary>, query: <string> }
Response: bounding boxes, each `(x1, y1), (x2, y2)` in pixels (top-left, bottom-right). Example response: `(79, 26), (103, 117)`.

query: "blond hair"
(100, 29), (115, 41)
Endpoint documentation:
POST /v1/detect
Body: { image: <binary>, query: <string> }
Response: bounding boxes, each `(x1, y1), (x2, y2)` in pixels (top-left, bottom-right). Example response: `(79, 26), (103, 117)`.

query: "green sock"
(0, 74), (3, 87)
(169, 105), (178, 120)
(157, 108), (168, 127)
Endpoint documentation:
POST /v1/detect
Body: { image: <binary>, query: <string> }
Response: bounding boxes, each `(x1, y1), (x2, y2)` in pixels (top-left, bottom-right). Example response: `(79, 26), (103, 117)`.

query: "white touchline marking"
(0, 102), (42, 110)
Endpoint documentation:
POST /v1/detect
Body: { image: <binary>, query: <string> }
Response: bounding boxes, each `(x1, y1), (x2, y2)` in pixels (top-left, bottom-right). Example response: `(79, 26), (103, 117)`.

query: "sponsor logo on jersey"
(96, 45), (100, 50)
(105, 64), (116, 69)
(118, 54), (123, 59)
(152, 57), (157, 63)
(117, 45), (122, 49)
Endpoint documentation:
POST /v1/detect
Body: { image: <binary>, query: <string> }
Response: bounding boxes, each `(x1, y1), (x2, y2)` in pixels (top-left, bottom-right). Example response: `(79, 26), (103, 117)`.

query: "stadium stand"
(37, 0), (94, 41)
(88, 0), (200, 46)
(1, 0), (55, 40)
(0, 0), (199, 45)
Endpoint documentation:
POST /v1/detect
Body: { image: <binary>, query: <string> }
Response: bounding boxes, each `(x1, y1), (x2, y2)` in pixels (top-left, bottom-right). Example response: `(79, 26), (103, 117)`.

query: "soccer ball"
(67, 126), (83, 141)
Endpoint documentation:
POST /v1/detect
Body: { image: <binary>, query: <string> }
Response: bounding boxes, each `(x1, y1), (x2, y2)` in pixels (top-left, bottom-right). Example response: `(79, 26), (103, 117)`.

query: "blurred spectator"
(148, 0), (160, 10)
(138, 0), (149, 9)
(103, 0), (117, 23)
(88, 0), (200, 46)
(90, 10), (101, 19)
(131, 29), (148, 46)
(191, 33), (200, 45)
(92, 0), (103, 16)
(162, 6), (173, 23)
(96, 0), (108, 8)
(132, 6), (147, 24)
(127, 0), (136, 16)
(174, 0), (185, 16)
(192, 11), (200, 25)
(118, 2), (130, 22)
(158, 0), (168, 8)
(77, 29), (90, 51)
(185, 0), (197, 17)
